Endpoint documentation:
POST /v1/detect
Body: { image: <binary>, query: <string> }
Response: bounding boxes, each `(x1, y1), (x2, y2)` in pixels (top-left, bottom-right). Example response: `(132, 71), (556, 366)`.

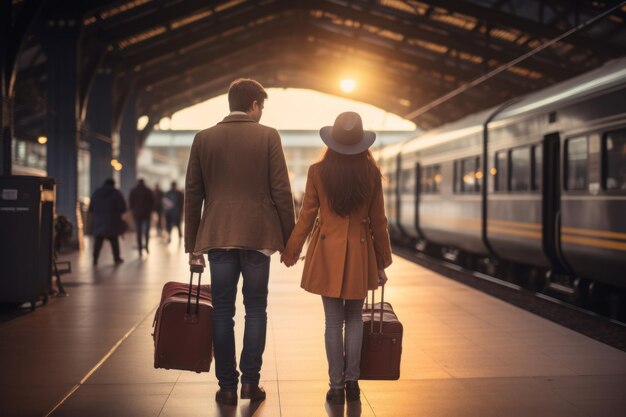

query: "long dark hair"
(319, 148), (382, 217)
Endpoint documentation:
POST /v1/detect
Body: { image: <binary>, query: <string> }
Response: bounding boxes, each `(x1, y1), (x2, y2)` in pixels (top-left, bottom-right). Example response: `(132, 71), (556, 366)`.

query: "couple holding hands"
(184, 78), (392, 406)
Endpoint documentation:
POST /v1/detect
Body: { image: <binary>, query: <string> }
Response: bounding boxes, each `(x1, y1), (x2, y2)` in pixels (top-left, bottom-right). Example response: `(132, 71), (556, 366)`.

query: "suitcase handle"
(366, 284), (385, 335)
(186, 269), (203, 316)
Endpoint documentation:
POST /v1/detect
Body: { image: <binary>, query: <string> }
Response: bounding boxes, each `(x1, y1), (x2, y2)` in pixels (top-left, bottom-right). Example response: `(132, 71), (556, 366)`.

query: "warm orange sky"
(159, 88), (417, 131)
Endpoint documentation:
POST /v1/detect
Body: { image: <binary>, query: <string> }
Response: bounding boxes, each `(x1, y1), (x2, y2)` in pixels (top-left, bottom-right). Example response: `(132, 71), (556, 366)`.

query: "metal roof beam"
(312, 0), (577, 80)
(113, 0), (289, 68)
(425, 0), (624, 58)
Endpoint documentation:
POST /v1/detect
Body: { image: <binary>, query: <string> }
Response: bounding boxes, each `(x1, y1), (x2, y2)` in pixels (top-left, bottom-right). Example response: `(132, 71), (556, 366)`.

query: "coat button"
(362, 218), (367, 223)
(360, 238), (365, 243)
(321, 235), (326, 240)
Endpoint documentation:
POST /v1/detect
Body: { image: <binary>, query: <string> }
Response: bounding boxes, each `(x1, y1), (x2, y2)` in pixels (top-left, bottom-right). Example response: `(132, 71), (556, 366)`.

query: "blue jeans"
(134, 216), (150, 252)
(208, 249), (270, 391)
(322, 297), (365, 389)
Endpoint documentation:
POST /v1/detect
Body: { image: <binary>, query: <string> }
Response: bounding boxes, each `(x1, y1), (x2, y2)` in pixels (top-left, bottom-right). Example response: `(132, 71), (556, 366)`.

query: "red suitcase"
(360, 285), (403, 380)
(153, 266), (213, 373)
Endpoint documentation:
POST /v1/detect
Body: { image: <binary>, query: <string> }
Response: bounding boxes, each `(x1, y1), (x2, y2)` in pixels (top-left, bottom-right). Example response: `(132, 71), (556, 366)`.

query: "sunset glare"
(340, 79), (356, 93)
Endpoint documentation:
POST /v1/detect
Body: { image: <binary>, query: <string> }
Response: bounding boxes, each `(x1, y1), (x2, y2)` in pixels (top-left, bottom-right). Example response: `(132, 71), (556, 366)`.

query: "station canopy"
(11, 0), (626, 140)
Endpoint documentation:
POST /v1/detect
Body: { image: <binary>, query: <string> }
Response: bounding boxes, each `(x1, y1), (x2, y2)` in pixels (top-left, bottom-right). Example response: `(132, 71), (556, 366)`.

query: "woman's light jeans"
(321, 296), (365, 389)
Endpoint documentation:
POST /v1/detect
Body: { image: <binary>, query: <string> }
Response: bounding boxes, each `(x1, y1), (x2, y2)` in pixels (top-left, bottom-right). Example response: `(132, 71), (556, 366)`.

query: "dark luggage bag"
(153, 266), (213, 373)
(360, 285), (403, 380)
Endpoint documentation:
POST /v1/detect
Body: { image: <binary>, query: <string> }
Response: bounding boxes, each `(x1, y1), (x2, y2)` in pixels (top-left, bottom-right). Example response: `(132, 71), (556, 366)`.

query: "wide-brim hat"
(319, 111), (376, 155)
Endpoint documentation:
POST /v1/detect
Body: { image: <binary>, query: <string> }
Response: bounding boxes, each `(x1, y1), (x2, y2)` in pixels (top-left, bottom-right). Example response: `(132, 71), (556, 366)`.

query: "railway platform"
(1, 235), (625, 417)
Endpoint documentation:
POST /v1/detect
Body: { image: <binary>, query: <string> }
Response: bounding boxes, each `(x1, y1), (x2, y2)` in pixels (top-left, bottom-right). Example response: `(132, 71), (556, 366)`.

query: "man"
(185, 79), (295, 405)
(128, 178), (154, 256)
(163, 181), (184, 243)
(153, 183), (164, 235)
(88, 178), (126, 266)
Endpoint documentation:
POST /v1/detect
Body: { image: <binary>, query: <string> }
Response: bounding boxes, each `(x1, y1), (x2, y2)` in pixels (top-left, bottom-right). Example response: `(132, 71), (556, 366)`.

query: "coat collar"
(218, 113), (256, 124)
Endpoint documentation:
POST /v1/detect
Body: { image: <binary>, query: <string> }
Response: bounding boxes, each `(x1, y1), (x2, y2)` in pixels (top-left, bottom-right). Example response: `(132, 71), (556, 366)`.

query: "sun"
(340, 79), (356, 93)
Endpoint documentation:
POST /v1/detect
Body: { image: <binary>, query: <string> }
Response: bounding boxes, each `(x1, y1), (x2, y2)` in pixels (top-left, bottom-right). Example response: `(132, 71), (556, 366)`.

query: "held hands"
(378, 269), (388, 286)
(280, 252), (299, 267)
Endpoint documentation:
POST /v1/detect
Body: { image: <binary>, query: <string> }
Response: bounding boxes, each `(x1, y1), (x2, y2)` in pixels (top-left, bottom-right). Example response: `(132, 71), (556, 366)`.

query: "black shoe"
(240, 384), (266, 402)
(345, 381), (360, 402)
(114, 258), (124, 265)
(326, 388), (345, 405)
(93, 259), (98, 266)
(215, 389), (237, 406)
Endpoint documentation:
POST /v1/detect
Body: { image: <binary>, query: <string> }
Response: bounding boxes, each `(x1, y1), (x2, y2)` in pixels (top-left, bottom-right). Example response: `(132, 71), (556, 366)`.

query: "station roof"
(12, 0), (626, 141)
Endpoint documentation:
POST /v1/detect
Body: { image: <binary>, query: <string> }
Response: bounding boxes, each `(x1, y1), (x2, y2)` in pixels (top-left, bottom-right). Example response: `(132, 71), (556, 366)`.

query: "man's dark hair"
(228, 79), (268, 112)
(104, 178), (115, 186)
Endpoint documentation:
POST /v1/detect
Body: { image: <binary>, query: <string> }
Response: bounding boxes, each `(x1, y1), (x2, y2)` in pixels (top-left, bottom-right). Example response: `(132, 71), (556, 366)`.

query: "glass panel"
(533, 145), (543, 191)
(461, 157), (477, 193)
(604, 129), (626, 191)
(566, 137), (588, 190)
(511, 147), (531, 191)
(475, 157), (483, 192)
(453, 161), (460, 193)
(496, 151), (508, 191)
(422, 166), (431, 193)
(401, 168), (415, 194)
(432, 165), (442, 193)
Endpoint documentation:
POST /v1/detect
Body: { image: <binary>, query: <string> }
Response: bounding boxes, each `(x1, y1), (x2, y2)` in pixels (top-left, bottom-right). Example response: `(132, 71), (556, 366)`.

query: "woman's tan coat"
(283, 162), (392, 300)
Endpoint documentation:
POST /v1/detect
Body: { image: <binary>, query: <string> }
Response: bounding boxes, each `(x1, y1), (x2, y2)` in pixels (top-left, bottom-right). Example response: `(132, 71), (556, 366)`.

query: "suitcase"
(360, 285), (403, 380)
(153, 265), (213, 373)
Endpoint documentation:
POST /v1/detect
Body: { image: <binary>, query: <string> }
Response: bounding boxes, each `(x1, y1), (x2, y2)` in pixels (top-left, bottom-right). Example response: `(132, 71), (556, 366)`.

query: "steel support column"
(43, 15), (80, 225)
(85, 69), (113, 195)
(118, 95), (137, 198)
(1, 97), (11, 176)
(1, 0), (13, 176)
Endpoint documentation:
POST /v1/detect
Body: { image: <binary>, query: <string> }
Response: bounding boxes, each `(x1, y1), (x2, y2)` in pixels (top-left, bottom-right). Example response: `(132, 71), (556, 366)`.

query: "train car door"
(414, 162), (424, 239)
(394, 153), (403, 234)
(542, 133), (569, 274)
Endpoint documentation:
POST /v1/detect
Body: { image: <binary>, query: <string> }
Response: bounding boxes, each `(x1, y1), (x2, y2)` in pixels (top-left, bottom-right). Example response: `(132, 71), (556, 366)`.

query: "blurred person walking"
(129, 178), (154, 256)
(89, 178), (127, 266)
(281, 112), (393, 405)
(153, 183), (164, 235)
(163, 181), (184, 243)
(185, 79), (295, 405)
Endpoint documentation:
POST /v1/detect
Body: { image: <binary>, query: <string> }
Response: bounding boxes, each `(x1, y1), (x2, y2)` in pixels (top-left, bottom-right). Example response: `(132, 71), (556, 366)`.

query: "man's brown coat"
(185, 114), (295, 253)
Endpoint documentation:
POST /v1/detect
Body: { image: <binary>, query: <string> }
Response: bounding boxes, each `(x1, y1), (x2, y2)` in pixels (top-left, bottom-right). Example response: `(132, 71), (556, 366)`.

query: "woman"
(281, 111), (393, 404)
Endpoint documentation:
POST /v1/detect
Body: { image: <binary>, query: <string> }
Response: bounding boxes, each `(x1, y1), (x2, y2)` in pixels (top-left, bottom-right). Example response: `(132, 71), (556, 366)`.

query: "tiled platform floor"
(1, 233), (625, 417)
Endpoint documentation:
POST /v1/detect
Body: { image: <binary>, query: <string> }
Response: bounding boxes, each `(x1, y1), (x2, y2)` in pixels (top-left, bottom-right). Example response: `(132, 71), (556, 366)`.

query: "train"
(379, 57), (626, 316)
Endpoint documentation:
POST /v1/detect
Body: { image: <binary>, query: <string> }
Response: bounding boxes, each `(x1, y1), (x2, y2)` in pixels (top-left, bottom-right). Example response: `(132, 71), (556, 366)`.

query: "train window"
(565, 137), (588, 191)
(461, 157), (478, 193)
(475, 157), (483, 192)
(421, 166), (430, 193)
(386, 170), (396, 201)
(421, 165), (442, 194)
(400, 168), (415, 194)
(432, 164), (442, 193)
(453, 161), (460, 193)
(495, 151), (508, 191)
(511, 147), (531, 191)
(532, 145), (543, 191)
(604, 129), (626, 191)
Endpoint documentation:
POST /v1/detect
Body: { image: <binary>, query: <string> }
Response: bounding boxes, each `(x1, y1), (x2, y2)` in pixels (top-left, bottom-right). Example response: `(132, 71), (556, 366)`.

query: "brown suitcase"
(153, 266), (213, 373)
(360, 285), (403, 380)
